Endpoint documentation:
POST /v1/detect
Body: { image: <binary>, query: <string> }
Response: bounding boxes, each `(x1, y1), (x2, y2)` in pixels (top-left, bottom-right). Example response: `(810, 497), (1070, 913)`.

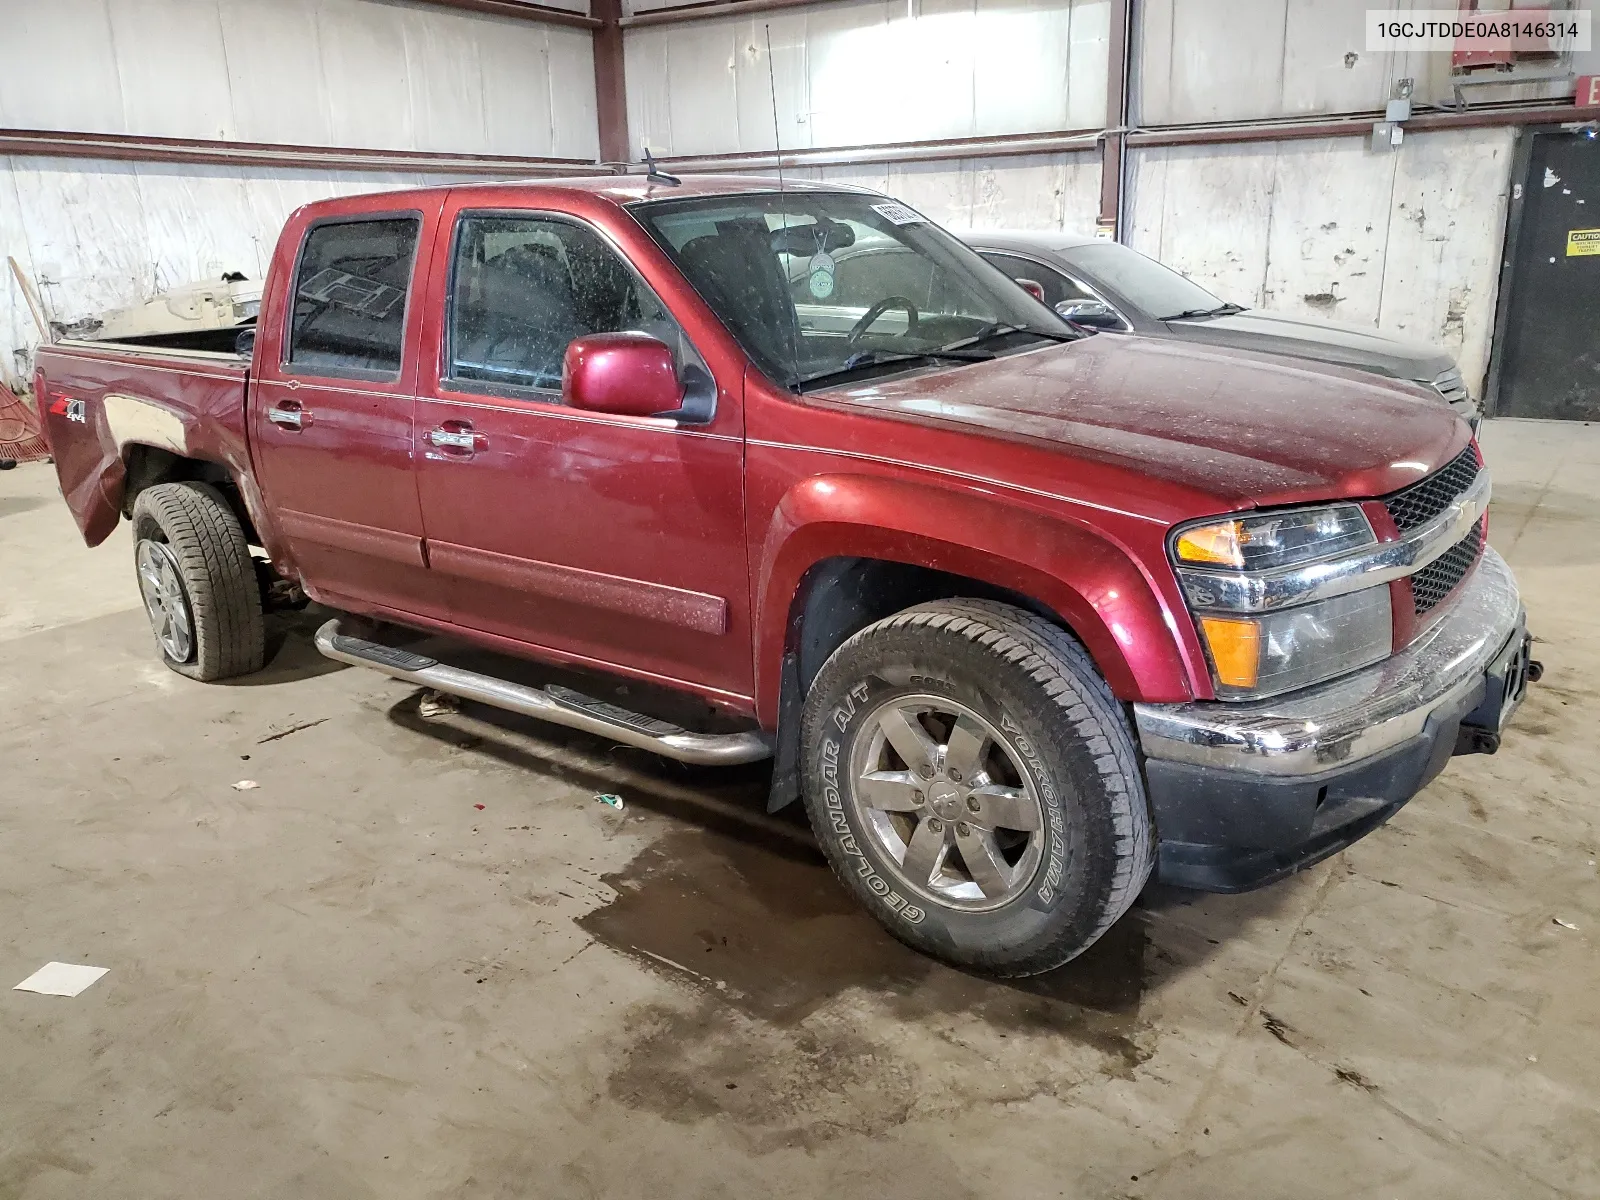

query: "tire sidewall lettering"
(821, 682), (926, 925)
(998, 710), (1067, 910)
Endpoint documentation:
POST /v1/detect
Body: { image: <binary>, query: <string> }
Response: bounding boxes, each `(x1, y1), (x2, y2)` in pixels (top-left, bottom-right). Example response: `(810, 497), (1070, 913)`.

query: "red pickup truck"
(37, 175), (1537, 977)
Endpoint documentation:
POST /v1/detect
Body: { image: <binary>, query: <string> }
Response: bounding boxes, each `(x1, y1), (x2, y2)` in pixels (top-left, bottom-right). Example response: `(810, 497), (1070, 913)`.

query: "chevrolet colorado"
(37, 176), (1537, 976)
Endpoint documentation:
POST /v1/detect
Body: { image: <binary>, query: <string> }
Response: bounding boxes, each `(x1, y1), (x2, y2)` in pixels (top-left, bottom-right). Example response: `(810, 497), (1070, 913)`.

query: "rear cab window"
(287, 216), (421, 379)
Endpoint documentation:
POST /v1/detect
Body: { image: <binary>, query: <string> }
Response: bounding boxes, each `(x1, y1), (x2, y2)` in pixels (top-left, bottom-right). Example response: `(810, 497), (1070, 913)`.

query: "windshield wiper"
(795, 347), (995, 391)
(941, 322), (1078, 353)
(1161, 302), (1247, 321)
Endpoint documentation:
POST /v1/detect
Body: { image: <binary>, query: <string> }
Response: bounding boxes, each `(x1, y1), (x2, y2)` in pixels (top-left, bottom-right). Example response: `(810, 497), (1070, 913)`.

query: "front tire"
(131, 482), (265, 681)
(800, 599), (1152, 977)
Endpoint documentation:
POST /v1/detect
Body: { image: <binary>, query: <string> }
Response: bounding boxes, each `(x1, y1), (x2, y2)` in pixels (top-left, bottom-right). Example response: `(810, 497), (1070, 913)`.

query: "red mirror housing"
(562, 332), (684, 417)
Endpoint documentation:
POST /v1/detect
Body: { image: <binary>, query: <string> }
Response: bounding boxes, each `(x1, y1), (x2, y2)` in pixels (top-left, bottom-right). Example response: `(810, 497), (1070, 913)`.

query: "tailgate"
(35, 341), (249, 546)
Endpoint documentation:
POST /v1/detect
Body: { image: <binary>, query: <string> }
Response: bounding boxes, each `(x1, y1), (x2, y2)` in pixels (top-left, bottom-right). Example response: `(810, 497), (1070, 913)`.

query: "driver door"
(413, 206), (753, 702)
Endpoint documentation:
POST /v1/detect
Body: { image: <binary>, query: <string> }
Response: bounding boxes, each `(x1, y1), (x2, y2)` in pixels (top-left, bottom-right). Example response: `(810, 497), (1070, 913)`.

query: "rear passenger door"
(250, 208), (447, 618)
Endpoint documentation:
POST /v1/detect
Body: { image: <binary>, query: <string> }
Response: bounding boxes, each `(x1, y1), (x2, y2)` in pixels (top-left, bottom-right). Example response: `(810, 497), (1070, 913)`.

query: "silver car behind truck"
(962, 230), (1480, 426)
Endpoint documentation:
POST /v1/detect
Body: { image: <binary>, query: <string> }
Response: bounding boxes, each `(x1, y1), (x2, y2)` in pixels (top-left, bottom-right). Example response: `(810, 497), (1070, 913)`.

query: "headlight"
(1174, 505), (1374, 570)
(1173, 504), (1392, 700)
(1197, 588), (1392, 699)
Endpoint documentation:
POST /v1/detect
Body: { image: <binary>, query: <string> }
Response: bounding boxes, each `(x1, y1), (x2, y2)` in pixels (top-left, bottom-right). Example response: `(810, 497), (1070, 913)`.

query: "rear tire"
(800, 599), (1152, 977)
(131, 482), (265, 681)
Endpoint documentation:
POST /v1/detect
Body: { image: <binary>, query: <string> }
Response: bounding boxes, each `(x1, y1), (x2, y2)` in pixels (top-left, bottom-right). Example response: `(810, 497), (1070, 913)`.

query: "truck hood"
(1162, 308), (1456, 383)
(828, 334), (1467, 509)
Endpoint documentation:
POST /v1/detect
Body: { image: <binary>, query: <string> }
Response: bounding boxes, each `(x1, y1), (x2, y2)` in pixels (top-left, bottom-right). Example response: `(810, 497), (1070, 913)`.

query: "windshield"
(630, 191), (1076, 390)
(1059, 241), (1226, 320)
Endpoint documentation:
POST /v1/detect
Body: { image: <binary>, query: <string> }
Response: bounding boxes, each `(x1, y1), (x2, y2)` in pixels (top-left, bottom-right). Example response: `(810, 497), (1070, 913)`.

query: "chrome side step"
(314, 619), (773, 766)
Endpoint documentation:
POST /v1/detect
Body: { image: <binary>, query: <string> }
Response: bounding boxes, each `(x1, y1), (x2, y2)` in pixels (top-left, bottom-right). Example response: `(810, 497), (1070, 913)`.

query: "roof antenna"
(765, 23), (785, 192)
(642, 147), (680, 186)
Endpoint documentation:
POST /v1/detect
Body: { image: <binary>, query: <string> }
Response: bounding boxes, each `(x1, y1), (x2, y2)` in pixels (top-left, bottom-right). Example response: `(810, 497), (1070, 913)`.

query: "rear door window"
(288, 216), (420, 377)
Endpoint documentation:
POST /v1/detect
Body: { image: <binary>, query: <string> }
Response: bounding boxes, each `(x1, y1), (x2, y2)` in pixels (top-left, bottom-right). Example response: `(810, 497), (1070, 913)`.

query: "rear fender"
(753, 473), (1196, 723)
(39, 387), (173, 546)
(40, 367), (275, 554)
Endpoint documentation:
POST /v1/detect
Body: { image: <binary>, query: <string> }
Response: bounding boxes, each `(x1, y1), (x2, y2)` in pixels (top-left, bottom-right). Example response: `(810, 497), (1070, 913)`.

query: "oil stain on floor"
(388, 690), (1165, 1149)
(581, 824), (1156, 1148)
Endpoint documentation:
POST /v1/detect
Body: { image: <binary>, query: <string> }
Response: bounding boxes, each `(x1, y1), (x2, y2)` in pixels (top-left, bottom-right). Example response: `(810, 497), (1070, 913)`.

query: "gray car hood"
(1165, 309), (1455, 382)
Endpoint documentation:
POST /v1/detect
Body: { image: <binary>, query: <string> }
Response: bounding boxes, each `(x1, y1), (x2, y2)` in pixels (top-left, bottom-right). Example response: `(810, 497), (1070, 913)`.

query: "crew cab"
(37, 176), (1538, 977)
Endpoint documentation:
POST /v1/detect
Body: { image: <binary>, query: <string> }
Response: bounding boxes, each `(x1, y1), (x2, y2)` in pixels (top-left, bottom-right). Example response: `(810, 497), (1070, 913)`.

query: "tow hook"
(1455, 727), (1501, 755)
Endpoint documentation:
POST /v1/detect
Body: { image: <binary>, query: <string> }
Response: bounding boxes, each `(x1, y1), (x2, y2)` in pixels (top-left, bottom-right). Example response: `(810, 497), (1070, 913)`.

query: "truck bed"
(36, 338), (252, 547)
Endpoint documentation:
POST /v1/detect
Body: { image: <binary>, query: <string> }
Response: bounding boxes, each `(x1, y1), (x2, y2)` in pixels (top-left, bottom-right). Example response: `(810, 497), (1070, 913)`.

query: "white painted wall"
(0, 157), (465, 385)
(623, 0), (1109, 158)
(1138, 0), (1588, 124)
(0, 0), (601, 384)
(0, 0), (599, 158)
(1127, 127), (1516, 392)
(786, 152), (1103, 233)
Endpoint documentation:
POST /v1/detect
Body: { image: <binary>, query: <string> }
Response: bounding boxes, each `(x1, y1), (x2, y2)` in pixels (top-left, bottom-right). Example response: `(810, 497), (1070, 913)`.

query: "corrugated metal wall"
(0, 0), (596, 154)
(0, 0), (598, 382)
(0, 0), (1565, 397)
(622, 0), (1546, 394)
(623, 0), (1109, 158)
(1127, 128), (1515, 391)
(1138, 0), (1573, 123)
(789, 154), (1103, 234)
(0, 159), (468, 381)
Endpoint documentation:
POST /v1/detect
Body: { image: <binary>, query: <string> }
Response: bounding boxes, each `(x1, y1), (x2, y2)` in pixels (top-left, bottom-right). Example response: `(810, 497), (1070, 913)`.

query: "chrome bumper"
(1134, 548), (1523, 777)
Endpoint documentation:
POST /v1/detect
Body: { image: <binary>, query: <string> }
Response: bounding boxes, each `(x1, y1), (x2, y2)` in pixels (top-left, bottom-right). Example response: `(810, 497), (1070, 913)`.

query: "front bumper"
(1134, 548), (1528, 891)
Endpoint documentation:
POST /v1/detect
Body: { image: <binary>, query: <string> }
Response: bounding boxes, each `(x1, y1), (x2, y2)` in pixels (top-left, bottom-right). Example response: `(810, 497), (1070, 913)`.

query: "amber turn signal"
(1198, 615), (1262, 689)
(1175, 520), (1247, 568)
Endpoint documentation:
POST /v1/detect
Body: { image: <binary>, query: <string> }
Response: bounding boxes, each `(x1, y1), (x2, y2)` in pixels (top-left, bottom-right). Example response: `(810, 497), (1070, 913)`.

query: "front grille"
(1382, 446), (1480, 533)
(1410, 518), (1484, 615)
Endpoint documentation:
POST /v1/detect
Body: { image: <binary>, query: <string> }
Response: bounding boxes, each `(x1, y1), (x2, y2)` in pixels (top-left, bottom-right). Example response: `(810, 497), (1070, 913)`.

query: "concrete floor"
(2, 419), (1597, 1199)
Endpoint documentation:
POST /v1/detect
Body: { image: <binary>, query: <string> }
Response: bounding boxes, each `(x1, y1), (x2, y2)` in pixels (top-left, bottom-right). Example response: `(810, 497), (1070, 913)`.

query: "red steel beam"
(1099, 0), (1132, 231)
(0, 128), (595, 176)
(592, 0), (631, 164)
(1127, 101), (1600, 148)
(619, 0), (843, 28)
(654, 128), (1102, 172)
(406, 0), (601, 28)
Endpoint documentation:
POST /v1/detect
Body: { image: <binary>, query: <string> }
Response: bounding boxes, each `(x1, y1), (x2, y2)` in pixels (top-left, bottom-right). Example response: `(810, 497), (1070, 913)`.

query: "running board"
(313, 619), (773, 766)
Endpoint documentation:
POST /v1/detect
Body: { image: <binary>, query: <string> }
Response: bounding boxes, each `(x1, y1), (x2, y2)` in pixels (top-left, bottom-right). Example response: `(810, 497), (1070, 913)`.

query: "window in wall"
(288, 217), (420, 376)
(447, 214), (685, 393)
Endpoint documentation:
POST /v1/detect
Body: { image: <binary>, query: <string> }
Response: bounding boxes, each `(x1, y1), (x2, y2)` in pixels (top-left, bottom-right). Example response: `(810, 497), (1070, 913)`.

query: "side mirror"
(562, 332), (684, 418)
(1014, 278), (1046, 303)
(1055, 299), (1122, 330)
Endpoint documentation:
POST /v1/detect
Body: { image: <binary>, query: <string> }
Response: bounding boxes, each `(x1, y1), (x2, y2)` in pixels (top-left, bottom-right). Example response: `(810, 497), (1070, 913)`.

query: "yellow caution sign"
(1568, 228), (1600, 256)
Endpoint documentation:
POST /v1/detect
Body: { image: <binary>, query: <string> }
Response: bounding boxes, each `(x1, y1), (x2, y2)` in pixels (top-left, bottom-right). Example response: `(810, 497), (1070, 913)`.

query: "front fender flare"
(753, 473), (1198, 724)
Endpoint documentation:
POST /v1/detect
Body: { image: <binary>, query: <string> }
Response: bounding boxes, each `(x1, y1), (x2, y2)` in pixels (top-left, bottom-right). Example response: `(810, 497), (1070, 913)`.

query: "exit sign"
(1581, 75), (1600, 108)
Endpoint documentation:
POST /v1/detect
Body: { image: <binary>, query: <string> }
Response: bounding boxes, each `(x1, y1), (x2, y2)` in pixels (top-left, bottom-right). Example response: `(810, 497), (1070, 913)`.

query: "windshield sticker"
(807, 250), (836, 299)
(871, 201), (925, 226)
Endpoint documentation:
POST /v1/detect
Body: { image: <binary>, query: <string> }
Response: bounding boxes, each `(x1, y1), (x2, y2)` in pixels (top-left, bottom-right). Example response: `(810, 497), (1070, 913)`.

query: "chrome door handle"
(267, 405), (305, 429)
(427, 427), (480, 451)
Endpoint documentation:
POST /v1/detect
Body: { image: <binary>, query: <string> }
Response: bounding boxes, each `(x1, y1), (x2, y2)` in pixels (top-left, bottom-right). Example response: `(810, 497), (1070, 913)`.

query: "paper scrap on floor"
(14, 962), (109, 997)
